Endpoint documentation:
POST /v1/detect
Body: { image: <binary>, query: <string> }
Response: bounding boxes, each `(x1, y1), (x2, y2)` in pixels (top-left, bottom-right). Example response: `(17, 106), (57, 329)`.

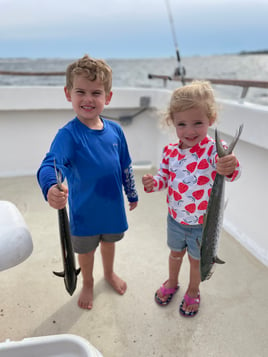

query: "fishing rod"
(164, 0), (186, 84)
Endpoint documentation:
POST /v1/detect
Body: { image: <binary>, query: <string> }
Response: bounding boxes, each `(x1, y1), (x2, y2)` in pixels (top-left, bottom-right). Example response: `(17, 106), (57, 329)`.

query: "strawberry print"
(170, 208), (177, 219)
(186, 162), (197, 173)
(173, 191), (182, 201)
(159, 180), (164, 190)
(211, 170), (217, 180)
(207, 145), (213, 156)
(170, 148), (178, 157)
(197, 176), (210, 185)
(162, 158), (169, 165)
(192, 189), (204, 200)
(149, 135), (241, 226)
(198, 159), (209, 170)
(185, 203), (196, 214)
(198, 200), (208, 210)
(170, 172), (176, 181)
(178, 182), (189, 193)
(198, 216), (203, 224)
(196, 147), (206, 158)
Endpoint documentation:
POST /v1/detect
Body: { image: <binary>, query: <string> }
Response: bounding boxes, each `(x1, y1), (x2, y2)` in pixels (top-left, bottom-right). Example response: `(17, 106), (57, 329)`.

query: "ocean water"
(0, 54), (268, 105)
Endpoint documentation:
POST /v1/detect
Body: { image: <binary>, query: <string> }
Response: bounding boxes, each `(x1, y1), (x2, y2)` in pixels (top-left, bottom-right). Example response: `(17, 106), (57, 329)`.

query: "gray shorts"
(71, 232), (124, 254)
(167, 214), (202, 260)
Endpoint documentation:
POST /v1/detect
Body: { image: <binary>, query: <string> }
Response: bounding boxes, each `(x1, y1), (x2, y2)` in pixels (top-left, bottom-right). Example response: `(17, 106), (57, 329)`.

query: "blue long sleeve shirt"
(37, 117), (138, 236)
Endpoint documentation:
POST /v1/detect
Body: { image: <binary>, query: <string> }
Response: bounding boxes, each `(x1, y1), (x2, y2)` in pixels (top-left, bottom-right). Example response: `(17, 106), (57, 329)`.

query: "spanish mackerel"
(53, 160), (80, 295)
(200, 125), (243, 281)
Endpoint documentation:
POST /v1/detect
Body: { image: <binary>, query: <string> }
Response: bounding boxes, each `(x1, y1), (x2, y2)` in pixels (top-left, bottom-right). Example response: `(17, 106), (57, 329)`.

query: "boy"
(37, 55), (138, 309)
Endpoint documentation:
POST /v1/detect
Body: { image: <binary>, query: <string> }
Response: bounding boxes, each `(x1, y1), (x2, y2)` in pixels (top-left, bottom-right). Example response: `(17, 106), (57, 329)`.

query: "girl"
(142, 81), (240, 317)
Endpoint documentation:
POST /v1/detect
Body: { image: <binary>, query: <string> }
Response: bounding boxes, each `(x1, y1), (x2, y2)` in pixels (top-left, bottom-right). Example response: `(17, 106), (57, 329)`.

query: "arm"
(142, 145), (171, 193)
(122, 164), (138, 211)
(37, 127), (73, 207)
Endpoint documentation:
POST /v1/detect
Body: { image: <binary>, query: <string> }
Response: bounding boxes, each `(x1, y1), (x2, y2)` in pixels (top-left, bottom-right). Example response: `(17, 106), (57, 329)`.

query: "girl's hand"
(142, 174), (155, 192)
(216, 153), (237, 176)
(47, 183), (68, 209)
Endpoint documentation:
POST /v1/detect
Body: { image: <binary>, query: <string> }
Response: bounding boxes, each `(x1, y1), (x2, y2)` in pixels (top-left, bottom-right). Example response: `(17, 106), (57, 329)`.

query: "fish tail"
(215, 124), (243, 157)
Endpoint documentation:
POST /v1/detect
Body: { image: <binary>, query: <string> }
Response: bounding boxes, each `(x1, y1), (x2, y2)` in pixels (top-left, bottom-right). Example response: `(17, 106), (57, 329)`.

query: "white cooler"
(0, 334), (103, 357)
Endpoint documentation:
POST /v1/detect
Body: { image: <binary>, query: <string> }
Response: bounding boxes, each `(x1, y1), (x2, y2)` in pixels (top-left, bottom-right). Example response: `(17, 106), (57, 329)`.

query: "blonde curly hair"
(65, 54), (112, 95)
(164, 80), (217, 126)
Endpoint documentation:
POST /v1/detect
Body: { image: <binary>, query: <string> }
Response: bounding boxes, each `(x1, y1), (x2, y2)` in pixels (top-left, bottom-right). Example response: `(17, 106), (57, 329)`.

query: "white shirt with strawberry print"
(147, 135), (241, 226)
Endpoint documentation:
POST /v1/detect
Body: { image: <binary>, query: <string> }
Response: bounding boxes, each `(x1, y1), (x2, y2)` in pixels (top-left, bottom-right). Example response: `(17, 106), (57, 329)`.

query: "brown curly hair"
(65, 54), (112, 95)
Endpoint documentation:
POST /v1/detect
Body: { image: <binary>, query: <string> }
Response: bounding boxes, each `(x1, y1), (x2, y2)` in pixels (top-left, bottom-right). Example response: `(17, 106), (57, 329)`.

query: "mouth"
(81, 105), (94, 111)
(186, 136), (198, 142)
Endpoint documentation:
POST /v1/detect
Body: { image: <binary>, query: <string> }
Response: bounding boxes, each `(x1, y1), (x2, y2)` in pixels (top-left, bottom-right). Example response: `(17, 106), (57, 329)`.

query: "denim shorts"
(71, 232), (124, 254)
(167, 214), (202, 260)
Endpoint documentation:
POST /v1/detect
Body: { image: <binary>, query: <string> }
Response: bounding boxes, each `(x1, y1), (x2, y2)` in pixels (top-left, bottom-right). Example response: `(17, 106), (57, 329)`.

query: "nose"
(185, 125), (196, 136)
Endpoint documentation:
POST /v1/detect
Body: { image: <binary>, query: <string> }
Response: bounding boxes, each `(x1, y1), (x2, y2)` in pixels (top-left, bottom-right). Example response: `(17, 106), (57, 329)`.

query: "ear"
(64, 86), (72, 102)
(209, 114), (217, 126)
(105, 91), (113, 105)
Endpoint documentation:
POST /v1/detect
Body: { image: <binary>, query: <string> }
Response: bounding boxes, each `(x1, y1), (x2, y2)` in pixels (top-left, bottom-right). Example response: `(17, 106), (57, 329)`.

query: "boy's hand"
(216, 153), (237, 176)
(142, 174), (155, 192)
(129, 201), (138, 211)
(47, 183), (68, 209)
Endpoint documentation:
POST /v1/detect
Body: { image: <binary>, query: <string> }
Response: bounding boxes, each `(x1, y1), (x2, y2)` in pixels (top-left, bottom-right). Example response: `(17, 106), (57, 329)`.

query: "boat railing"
(148, 74), (268, 99)
(1, 70), (268, 100)
(0, 71), (65, 76)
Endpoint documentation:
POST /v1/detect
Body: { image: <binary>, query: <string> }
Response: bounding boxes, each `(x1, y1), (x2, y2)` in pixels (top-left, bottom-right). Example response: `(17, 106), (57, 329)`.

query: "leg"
(77, 250), (95, 309)
(100, 241), (127, 295)
(155, 249), (186, 304)
(180, 254), (201, 316)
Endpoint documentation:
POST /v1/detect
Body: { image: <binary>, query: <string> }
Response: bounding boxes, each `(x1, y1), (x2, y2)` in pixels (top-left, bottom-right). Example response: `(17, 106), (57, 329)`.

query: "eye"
(177, 122), (185, 127)
(75, 89), (84, 94)
(195, 121), (203, 126)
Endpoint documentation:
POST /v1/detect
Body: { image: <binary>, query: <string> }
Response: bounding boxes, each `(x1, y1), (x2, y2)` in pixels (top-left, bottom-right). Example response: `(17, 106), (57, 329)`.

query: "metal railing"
(148, 74), (268, 99)
(1, 70), (268, 100)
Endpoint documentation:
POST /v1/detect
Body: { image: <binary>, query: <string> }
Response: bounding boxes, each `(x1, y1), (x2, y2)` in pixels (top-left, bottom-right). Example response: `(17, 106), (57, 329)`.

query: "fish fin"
(215, 124), (243, 157)
(227, 124), (244, 154)
(214, 256), (225, 264)
(53, 270), (65, 278)
(76, 267), (81, 276)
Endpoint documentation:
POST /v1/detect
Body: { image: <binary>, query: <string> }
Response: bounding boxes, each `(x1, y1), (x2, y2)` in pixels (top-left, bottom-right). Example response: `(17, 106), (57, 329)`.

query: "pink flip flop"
(179, 292), (200, 317)
(155, 280), (180, 306)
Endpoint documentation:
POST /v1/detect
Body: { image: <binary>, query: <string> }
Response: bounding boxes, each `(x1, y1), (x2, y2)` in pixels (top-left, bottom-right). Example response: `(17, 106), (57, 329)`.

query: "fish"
(53, 160), (81, 295)
(200, 125), (243, 281)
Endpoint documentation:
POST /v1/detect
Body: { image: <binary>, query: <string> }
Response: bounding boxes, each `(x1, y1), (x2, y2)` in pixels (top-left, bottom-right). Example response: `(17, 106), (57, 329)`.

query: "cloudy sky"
(0, 0), (267, 59)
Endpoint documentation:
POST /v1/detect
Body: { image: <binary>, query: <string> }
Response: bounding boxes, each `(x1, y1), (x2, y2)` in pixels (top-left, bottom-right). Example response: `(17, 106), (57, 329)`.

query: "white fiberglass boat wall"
(0, 86), (267, 267)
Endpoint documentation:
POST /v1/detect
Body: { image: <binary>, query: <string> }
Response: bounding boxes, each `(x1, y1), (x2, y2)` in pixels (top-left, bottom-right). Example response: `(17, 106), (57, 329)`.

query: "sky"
(0, 0), (267, 59)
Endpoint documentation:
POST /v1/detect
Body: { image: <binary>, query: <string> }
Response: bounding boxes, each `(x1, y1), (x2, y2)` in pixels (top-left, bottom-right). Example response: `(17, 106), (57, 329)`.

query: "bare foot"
(105, 272), (127, 295)
(77, 284), (93, 310)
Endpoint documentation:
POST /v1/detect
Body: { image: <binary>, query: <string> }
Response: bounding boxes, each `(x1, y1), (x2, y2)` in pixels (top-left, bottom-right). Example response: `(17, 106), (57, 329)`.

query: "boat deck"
(0, 171), (267, 357)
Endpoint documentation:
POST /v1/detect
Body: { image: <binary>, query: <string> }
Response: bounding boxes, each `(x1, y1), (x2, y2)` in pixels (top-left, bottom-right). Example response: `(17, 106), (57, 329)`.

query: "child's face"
(173, 107), (211, 149)
(64, 75), (112, 127)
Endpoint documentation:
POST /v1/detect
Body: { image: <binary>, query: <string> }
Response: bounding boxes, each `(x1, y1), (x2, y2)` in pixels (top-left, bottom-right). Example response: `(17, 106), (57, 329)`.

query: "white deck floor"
(0, 171), (268, 357)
